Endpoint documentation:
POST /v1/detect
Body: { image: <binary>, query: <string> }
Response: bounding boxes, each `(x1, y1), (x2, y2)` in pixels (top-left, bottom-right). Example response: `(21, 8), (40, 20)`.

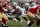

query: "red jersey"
(29, 5), (40, 14)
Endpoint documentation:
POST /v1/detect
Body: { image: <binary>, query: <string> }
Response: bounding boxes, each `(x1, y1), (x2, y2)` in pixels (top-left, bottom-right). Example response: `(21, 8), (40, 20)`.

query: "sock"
(13, 18), (15, 20)
(8, 17), (13, 20)
(13, 18), (17, 22)
(23, 17), (28, 21)
(2, 19), (8, 26)
(0, 21), (1, 22)
(27, 20), (30, 24)
(4, 19), (7, 25)
(37, 20), (40, 26)
(28, 22), (34, 27)
(16, 17), (21, 21)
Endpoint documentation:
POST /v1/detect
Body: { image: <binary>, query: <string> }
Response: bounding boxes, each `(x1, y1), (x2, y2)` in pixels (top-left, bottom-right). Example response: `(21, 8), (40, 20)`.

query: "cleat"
(27, 20), (30, 24)
(13, 19), (17, 22)
(20, 20), (23, 24)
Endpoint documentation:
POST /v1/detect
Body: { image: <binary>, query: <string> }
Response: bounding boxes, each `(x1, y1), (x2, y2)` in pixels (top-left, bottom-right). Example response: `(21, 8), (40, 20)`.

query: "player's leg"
(27, 12), (37, 27)
(2, 19), (8, 27)
(15, 14), (21, 21)
(8, 17), (17, 22)
(20, 14), (30, 24)
(23, 17), (28, 21)
(7, 13), (17, 22)
(36, 19), (40, 27)
(36, 15), (40, 27)
(15, 14), (22, 23)
(0, 12), (2, 27)
(27, 16), (34, 27)
(2, 13), (8, 27)
(27, 22), (34, 27)
(0, 12), (2, 22)
(15, 17), (21, 21)
(23, 16), (30, 24)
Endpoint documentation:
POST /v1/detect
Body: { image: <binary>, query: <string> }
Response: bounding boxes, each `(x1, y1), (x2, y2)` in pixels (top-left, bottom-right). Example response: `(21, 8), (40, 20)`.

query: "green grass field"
(0, 15), (40, 27)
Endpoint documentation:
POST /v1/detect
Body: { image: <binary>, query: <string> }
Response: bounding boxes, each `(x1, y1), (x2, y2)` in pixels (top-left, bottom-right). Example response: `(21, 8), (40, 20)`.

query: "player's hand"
(36, 15), (40, 19)
(9, 13), (12, 15)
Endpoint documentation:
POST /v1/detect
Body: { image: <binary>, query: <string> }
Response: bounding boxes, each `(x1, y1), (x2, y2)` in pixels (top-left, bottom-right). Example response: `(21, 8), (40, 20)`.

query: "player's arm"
(35, 8), (40, 19)
(36, 8), (40, 15)
(0, 3), (3, 7)
(16, 8), (22, 14)
(0, 3), (8, 11)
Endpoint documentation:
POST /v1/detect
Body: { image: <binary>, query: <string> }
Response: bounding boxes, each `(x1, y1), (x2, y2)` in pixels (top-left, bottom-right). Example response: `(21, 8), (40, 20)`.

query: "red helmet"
(2, 1), (7, 4)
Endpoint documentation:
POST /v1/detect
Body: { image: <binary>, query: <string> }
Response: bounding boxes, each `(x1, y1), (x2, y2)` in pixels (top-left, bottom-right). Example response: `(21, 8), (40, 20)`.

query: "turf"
(0, 15), (40, 27)
(8, 20), (40, 27)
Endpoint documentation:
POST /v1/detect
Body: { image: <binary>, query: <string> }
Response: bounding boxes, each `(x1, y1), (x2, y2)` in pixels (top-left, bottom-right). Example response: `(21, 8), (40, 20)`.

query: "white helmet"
(13, 2), (17, 6)
(24, 3), (30, 8)
(31, 2), (36, 6)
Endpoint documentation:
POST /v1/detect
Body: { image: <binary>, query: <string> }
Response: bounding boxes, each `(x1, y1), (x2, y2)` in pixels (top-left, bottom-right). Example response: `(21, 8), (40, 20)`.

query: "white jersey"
(16, 6), (25, 15)
(21, 8), (25, 15)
